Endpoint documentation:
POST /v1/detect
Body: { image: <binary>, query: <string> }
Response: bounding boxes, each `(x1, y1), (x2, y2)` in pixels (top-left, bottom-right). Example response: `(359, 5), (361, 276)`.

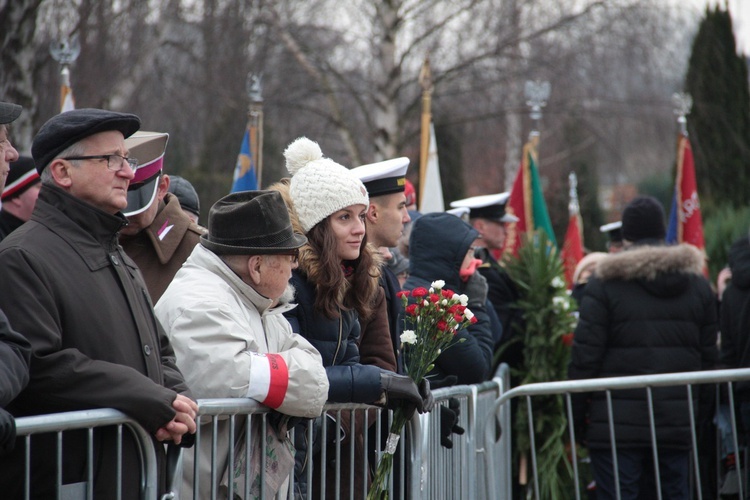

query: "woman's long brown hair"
(267, 179), (381, 320)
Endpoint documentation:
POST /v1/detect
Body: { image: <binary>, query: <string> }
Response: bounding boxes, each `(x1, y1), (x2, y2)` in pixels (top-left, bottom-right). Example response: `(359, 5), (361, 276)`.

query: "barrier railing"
(14, 408), (159, 499)
(12, 370), (508, 499)
(482, 367), (750, 500)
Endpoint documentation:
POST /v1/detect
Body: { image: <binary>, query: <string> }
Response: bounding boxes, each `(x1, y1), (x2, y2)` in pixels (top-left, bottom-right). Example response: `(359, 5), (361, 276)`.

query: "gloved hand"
(0, 407), (17, 455)
(419, 379), (435, 413)
(379, 371), (426, 418)
(462, 272), (488, 309)
(439, 397), (465, 449)
(427, 374), (458, 390)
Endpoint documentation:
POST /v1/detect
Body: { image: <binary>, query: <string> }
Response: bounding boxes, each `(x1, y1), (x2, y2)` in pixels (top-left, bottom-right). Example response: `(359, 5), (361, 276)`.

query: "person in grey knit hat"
(278, 137), (433, 496)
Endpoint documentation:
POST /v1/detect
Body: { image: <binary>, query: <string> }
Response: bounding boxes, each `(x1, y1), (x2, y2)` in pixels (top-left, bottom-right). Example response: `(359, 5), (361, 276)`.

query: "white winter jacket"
(155, 244), (329, 498)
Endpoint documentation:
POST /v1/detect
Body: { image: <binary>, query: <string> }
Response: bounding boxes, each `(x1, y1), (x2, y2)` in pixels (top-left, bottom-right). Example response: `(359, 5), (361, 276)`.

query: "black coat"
(285, 270), (383, 404)
(568, 243), (718, 450)
(0, 185), (192, 499)
(0, 308), (30, 455)
(405, 213), (494, 385)
(720, 236), (750, 396)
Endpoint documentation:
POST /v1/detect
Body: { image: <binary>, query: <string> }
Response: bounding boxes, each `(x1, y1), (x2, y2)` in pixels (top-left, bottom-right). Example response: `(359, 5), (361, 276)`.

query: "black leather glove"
(439, 397), (465, 449)
(462, 272), (488, 309)
(0, 407), (17, 455)
(419, 379), (435, 413)
(427, 374), (458, 390)
(379, 371), (425, 418)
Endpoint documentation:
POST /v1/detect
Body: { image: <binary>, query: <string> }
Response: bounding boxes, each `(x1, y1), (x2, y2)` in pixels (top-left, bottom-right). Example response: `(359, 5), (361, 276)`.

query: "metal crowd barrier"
(14, 408), (160, 499)
(12, 371), (509, 500)
(483, 367), (750, 500)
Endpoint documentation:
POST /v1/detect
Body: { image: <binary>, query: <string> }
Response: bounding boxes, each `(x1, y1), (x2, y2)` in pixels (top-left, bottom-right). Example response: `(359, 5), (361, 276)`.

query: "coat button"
(111, 255), (119, 266)
(144, 345), (151, 356)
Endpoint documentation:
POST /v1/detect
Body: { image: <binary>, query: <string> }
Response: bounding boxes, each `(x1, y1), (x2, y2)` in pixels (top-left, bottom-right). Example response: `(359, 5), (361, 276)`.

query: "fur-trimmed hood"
(594, 243), (705, 298)
(596, 243), (704, 281)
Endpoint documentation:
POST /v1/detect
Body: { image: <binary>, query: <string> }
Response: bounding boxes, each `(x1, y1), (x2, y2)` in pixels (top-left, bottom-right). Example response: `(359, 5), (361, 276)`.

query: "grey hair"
(40, 142), (87, 186)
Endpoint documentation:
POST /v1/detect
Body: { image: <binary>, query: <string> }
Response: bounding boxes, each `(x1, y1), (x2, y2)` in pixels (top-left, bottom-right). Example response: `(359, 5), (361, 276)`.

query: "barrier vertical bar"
(646, 387), (663, 500)
(686, 384), (702, 500)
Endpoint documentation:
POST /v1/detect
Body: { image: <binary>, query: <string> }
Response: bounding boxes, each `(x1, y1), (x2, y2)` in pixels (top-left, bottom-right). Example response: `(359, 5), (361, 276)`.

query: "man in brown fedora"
(155, 190), (329, 499)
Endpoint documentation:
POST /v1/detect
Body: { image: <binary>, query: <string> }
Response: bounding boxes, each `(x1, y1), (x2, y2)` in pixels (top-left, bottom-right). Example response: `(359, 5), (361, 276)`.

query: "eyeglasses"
(274, 248), (299, 264)
(63, 153), (138, 172)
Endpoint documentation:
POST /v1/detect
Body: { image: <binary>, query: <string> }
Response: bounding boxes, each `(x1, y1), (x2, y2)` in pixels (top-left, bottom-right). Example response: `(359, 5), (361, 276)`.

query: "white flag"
(419, 123), (444, 214)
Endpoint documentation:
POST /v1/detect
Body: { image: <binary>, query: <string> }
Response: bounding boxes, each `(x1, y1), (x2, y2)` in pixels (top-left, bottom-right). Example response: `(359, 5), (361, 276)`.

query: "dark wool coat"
(405, 213), (494, 385)
(120, 193), (205, 303)
(0, 308), (30, 455)
(569, 243), (718, 450)
(720, 236), (750, 396)
(475, 246), (524, 359)
(0, 209), (25, 243)
(0, 185), (192, 499)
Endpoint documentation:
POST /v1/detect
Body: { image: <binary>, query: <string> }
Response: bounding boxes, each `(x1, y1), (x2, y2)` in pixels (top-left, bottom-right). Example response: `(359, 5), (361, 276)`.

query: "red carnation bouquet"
(368, 280), (477, 499)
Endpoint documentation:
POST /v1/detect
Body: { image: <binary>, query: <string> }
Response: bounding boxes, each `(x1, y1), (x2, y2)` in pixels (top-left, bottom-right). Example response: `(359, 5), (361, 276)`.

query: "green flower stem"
(367, 407), (409, 500)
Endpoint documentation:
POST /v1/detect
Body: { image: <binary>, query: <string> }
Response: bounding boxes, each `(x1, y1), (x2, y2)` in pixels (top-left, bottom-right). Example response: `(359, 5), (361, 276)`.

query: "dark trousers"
(589, 448), (689, 500)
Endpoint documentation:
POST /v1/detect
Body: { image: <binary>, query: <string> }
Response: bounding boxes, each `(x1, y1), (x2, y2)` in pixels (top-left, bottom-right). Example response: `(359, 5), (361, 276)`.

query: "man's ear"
(157, 174), (170, 201)
(48, 159), (73, 188)
(366, 202), (378, 223)
(247, 255), (263, 284)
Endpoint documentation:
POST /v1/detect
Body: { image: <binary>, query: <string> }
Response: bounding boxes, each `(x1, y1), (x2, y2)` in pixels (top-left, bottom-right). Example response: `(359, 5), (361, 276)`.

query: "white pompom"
(284, 137), (323, 176)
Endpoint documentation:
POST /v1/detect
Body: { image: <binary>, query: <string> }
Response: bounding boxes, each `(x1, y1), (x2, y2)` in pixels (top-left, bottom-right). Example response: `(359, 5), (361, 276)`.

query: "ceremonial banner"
(231, 127), (258, 192)
(502, 136), (556, 256)
(666, 135), (704, 250)
(61, 83), (75, 113)
(419, 123), (445, 214)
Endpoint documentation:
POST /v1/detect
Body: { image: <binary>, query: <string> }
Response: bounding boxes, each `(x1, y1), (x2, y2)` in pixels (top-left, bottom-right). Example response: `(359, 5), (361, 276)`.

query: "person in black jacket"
(450, 193), (523, 359)
(404, 211), (495, 385)
(280, 137), (433, 497)
(0, 101), (31, 455)
(720, 234), (750, 433)
(569, 195), (718, 499)
(0, 157), (40, 242)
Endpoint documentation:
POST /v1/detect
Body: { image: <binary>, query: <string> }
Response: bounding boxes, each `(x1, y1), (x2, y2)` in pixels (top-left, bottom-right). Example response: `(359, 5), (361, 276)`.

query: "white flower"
(441, 299), (448, 306)
(552, 296), (569, 311)
(458, 294), (469, 306)
(429, 288), (435, 294)
(400, 330), (417, 345)
(551, 276), (565, 289)
(464, 308), (475, 321)
(423, 299), (430, 307)
(431, 280), (445, 289)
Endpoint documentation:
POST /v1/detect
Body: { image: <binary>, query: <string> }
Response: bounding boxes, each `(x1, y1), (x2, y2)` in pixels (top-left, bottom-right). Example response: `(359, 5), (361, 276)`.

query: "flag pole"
(247, 74), (264, 188)
(418, 55), (432, 206)
(50, 37), (80, 112)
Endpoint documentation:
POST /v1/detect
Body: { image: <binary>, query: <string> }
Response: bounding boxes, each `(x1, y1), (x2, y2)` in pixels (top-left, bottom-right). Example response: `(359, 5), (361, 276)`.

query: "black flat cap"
(32, 108), (141, 174)
(0, 101), (22, 124)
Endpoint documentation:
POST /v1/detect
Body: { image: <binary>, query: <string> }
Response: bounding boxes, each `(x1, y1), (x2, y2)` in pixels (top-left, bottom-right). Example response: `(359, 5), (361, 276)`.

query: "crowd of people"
(1, 99), (750, 499)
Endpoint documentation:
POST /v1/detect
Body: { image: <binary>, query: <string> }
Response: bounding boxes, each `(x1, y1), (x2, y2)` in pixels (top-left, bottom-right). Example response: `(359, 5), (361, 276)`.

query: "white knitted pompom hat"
(284, 137), (369, 234)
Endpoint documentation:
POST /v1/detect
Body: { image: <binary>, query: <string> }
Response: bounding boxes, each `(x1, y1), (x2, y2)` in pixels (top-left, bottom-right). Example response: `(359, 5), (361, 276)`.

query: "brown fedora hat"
(201, 190), (307, 255)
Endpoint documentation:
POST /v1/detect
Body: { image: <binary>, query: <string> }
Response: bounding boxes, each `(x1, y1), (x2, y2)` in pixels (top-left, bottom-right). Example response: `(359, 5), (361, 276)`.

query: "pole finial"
(525, 80), (550, 135)
(672, 92), (692, 137)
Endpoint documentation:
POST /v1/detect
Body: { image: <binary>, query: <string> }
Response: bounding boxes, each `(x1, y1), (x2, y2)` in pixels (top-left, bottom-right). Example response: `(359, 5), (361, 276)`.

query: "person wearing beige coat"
(155, 190), (329, 499)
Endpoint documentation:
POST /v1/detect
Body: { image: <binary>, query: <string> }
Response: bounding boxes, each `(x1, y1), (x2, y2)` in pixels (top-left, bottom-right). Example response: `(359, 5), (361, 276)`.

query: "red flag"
(666, 135), (705, 250)
(501, 136), (556, 257)
(561, 213), (584, 288)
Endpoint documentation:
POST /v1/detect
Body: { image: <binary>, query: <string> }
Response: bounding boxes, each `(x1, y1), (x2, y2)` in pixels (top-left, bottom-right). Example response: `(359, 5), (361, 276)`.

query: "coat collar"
(190, 244), (295, 315)
(140, 193), (204, 264)
(33, 184), (127, 250)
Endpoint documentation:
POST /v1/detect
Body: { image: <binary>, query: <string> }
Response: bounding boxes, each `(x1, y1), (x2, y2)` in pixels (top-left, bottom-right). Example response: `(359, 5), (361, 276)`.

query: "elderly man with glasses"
(155, 190), (328, 499)
(0, 108), (198, 500)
